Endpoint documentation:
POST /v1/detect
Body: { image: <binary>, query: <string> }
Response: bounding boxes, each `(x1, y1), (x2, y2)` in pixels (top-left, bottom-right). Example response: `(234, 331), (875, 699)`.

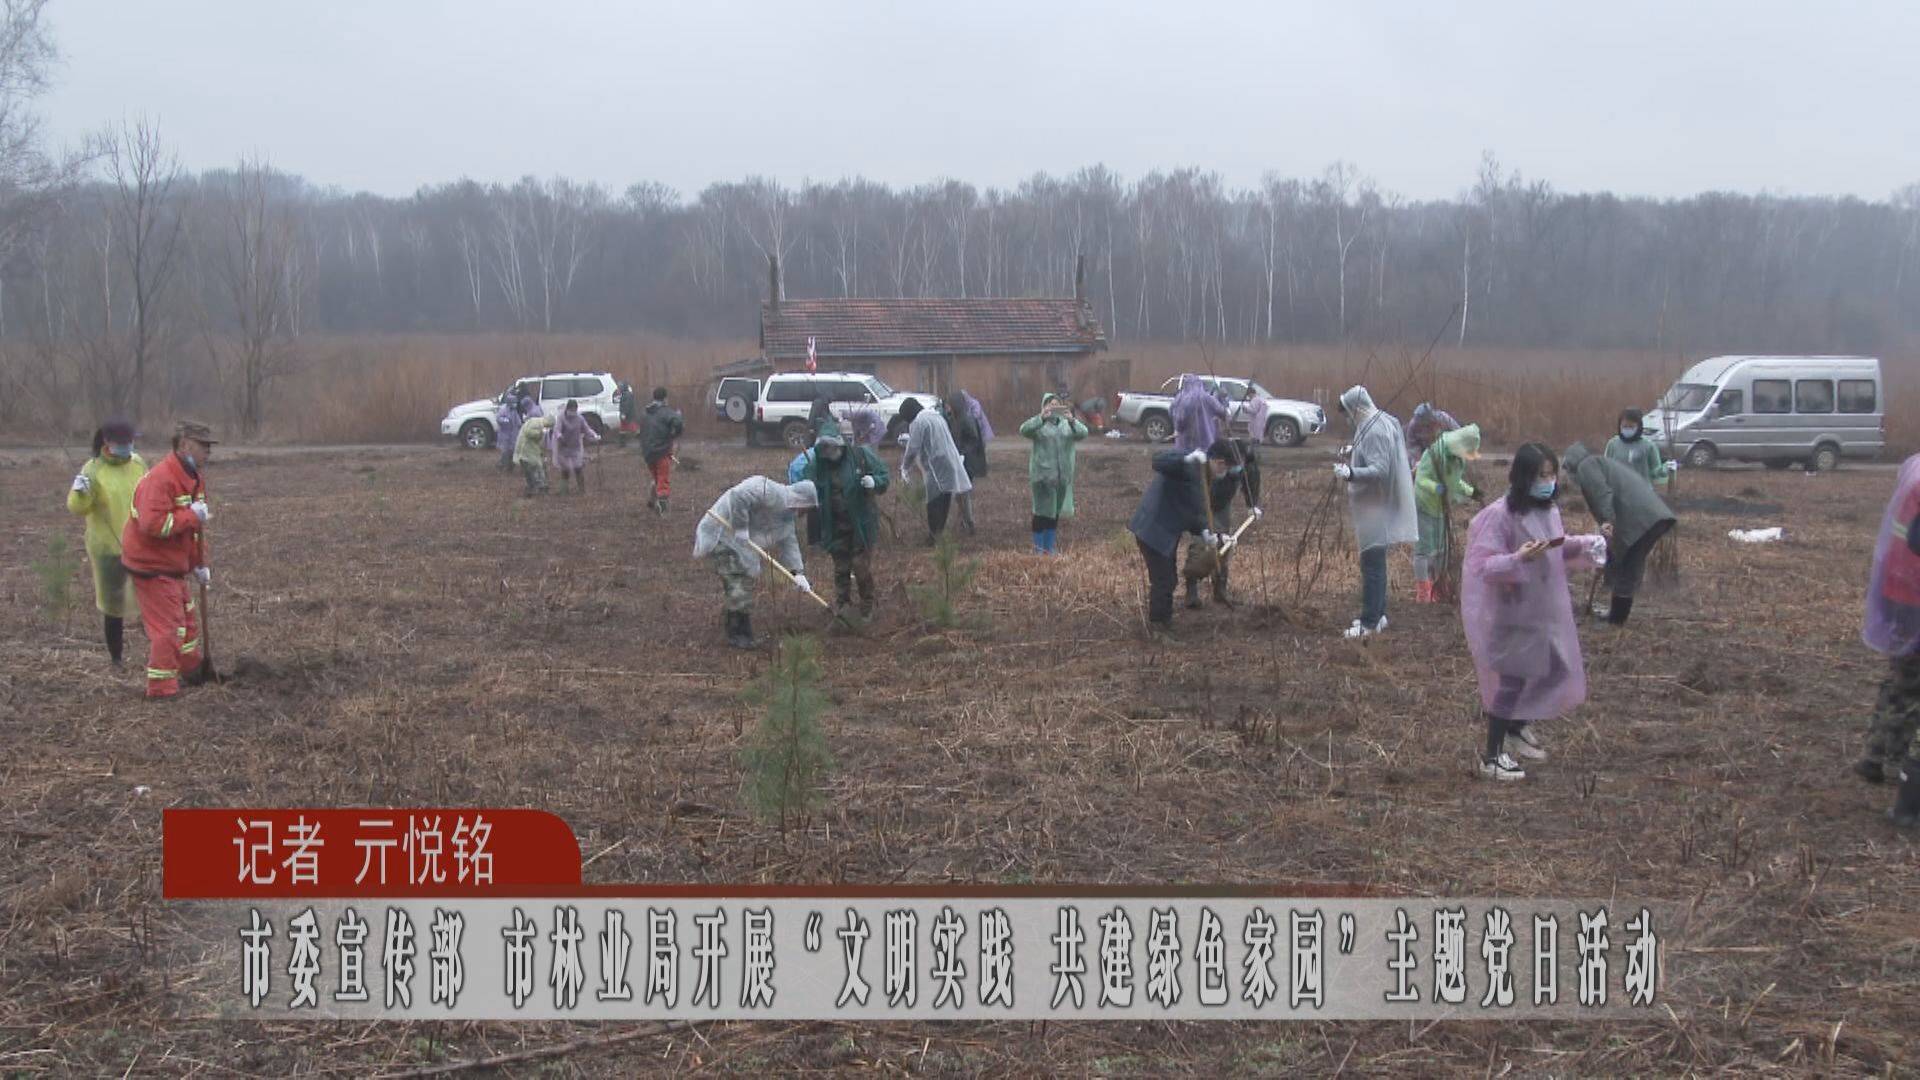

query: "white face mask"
(1621, 426), (1639, 439)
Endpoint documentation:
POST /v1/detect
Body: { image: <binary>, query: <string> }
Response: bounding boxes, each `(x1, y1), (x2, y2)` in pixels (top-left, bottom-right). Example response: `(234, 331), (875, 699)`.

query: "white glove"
(1338, 444), (1354, 457)
(71, 473), (91, 494)
(1184, 449), (1208, 467)
(1590, 537), (1608, 566)
(792, 573), (812, 594)
(194, 566), (211, 586)
(1201, 530), (1221, 548)
(859, 475), (876, 489)
(1333, 463), (1353, 480)
(896, 434), (910, 447)
(1666, 461), (1680, 473)
(189, 500), (210, 524)
(1250, 507), (1264, 520)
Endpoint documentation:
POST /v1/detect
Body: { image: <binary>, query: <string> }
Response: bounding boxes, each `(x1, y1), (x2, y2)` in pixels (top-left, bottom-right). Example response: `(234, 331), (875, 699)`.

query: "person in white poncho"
(897, 398), (973, 545)
(1332, 385), (1417, 639)
(693, 477), (818, 648)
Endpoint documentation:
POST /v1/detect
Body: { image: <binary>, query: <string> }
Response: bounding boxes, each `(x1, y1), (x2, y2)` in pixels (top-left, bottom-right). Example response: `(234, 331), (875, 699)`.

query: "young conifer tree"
(740, 635), (835, 833)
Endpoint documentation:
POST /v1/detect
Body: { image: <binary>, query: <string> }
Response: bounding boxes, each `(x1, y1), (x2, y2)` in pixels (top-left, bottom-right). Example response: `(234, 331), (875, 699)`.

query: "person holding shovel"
(1333, 385), (1417, 639)
(693, 476), (818, 648)
(1129, 441), (1233, 639)
(1857, 453), (1920, 828)
(1461, 443), (1607, 781)
(552, 399), (601, 495)
(805, 421), (890, 623)
(640, 387), (685, 514)
(1020, 392), (1089, 554)
(66, 418), (147, 667)
(1187, 437), (1263, 609)
(119, 420), (217, 700)
(1412, 423), (1484, 604)
(1562, 441), (1677, 626)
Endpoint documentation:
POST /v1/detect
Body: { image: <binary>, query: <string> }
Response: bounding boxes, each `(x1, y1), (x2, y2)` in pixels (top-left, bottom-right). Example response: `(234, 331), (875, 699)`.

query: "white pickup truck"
(1113, 375), (1325, 446)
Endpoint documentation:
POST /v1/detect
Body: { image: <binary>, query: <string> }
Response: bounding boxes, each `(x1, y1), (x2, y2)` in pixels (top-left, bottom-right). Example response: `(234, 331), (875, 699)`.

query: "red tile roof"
(761, 298), (1107, 360)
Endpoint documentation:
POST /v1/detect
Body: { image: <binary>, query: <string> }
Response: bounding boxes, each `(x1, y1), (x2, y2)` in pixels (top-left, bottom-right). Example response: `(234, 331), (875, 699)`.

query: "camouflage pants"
(711, 546), (756, 615)
(1864, 654), (1920, 770)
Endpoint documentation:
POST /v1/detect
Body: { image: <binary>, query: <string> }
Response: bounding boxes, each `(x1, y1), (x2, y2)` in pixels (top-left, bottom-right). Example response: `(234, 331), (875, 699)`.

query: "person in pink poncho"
(1461, 442), (1607, 781)
(1170, 374), (1228, 453)
(552, 399), (601, 494)
(1858, 452), (1920, 827)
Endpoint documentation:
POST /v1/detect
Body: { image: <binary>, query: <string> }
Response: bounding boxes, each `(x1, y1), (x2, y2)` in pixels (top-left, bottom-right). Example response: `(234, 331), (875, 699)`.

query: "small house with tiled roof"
(719, 257), (1124, 427)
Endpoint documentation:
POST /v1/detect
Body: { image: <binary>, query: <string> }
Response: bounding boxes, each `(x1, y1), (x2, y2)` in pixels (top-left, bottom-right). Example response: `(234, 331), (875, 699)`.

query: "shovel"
(704, 509), (856, 629)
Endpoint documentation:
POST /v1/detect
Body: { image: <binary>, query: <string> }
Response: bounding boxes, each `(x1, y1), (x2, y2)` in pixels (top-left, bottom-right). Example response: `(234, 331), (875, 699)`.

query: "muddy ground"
(1, 434), (1915, 1076)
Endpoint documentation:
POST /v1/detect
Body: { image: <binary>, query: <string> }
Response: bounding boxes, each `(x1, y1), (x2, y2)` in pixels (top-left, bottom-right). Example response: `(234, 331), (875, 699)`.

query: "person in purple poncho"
(552, 399), (601, 495)
(1170, 374), (1228, 453)
(1858, 453), (1920, 827)
(1461, 442), (1607, 781)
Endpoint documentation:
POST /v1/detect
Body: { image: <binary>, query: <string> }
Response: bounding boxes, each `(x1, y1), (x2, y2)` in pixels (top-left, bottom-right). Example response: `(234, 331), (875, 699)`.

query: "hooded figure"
(1462, 443), (1606, 780)
(1562, 442), (1677, 625)
(944, 391), (988, 535)
(1604, 408), (1674, 489)
(694, 477), (818, 648)
(495, 397), (524, 470)
(1186, 437), (1262, 609)
(806, 420), (891, 619)
(1857, 454), (1920, 825)
(552, 401), (601, 493)
(1333, 386), (1417, 637)
(1170, 374), (1228, 453)
(640, 388), (685, 512)
(512, 414), (555, 495)
(1129, 441), (1234, 634)
(68, 419), (147, 665)
(1020, 391), (1090, 553)
(1404, 402), (1460, 468)
(1412, 423), (1483, 602)
(898, 398), (972, 543)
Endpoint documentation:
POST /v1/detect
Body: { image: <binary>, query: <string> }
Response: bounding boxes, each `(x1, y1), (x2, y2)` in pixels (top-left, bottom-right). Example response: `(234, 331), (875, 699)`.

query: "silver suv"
(718, 372), (941, 450)
(441, 372), (622, 449)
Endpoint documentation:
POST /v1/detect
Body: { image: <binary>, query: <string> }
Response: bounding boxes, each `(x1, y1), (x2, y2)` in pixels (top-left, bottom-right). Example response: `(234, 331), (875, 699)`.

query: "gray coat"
(1563, 442), (1676, 550)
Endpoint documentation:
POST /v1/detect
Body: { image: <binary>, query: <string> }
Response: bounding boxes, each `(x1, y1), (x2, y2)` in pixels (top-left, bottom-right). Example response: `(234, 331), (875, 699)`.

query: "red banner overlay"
(163, 809), (582, 898)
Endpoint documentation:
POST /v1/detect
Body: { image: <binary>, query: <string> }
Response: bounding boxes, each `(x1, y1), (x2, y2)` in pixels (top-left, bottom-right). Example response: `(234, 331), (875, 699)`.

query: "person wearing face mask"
(805, 421), (890, 622)
(1461, 442), (1608, 780)
(1562, 441), (1677, 626)
(120, 420), (218, 699)
(1332, 386), (1417, 639)
(1604, 408), (1675, 489)
(1412, 423), (1484, 604)
(1129, 440), (1233, 638)
(693, 477), (819, 648)
(67, 418), (148, 667)
(1020, 392), (1088, 554)
(1187, 437), (1263, 609)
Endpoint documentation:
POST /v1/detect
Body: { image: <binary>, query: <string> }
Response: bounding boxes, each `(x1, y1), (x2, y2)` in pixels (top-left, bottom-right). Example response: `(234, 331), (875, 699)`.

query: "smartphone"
(1546, 535), (1567, 548)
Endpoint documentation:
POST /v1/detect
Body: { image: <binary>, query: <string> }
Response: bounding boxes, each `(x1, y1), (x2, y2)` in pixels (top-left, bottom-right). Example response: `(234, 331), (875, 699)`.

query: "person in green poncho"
(66, 418), (148, 666)
(1605, 408), (1676, 489)
(805, 421), (890, 620)
(1413, 422), (1484, 603)
(1019, 392), (1088, 554)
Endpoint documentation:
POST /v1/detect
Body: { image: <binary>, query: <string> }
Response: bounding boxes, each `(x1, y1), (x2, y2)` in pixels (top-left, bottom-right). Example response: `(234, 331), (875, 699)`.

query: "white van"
(1643, 355), (1884, 471)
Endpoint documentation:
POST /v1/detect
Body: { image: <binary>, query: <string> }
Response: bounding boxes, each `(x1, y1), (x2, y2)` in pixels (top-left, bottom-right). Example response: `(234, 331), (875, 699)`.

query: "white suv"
(718, 371), (942, 450)
(441, 372), (623, 449)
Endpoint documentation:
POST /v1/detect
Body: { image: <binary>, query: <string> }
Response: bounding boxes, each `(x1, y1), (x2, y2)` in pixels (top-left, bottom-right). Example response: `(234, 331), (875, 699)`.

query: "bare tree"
(210, 158), (304, 436)
(99, 119), (184, 422)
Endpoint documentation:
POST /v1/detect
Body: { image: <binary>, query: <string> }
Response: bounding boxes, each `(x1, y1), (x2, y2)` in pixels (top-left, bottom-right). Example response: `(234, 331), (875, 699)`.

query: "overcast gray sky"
(40, 0), (1920, 202)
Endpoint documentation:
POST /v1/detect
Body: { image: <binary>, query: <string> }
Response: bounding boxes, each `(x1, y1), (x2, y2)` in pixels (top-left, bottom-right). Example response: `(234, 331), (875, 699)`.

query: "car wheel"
(1810, 443), (1841, 472)
(1684, 442), (1717, 469)
(459, 420), (493, 450)
(1266, 417), (1302, 447)
(781, 419), (812, 450)
(584, 414), (606, 437)
(1141, 412), (1173, 443)
(725, 395), (751, 423)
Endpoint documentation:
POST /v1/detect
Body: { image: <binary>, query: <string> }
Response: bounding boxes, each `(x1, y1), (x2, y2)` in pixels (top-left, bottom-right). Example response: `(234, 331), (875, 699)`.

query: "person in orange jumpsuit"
(120, 420), (217, 699)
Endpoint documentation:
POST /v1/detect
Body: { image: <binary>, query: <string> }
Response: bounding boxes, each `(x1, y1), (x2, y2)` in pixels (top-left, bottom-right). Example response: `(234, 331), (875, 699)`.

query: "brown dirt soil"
(1, 436), (1915, 1075)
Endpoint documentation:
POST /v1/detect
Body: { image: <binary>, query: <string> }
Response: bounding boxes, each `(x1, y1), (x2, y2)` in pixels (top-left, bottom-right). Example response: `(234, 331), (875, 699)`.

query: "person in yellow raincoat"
(66, 418), (148, 666)
(513, 413), (555, 496)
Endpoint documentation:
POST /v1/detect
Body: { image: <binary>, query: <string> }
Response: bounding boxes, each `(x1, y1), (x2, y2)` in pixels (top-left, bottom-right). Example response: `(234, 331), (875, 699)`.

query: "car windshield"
(1661, 383), (1717, 412)
(864, 376), (894, 398)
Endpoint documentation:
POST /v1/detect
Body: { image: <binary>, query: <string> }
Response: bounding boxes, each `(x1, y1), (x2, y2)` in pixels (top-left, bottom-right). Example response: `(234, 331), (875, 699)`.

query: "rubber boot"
(104, 615), (124, 667)
(1042, 528), (1058, 553)
(1892, 763), (1920, 829)
(1415, 580), (1433, 604)
(724, 612), (751, 649)
(1606, 595), (1634, 626)
(1184, 579), (1203, 609)
(1033, 531), (1047, 555)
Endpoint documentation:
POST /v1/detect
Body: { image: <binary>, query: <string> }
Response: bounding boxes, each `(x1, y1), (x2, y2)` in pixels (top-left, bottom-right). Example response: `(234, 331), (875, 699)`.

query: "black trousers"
(927, 493), (953, 537)
(1138, 538), (1179, 625)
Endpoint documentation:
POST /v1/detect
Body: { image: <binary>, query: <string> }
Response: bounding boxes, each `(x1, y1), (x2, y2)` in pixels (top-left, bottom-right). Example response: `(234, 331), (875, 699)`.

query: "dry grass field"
(1, 433), (1916, 1075)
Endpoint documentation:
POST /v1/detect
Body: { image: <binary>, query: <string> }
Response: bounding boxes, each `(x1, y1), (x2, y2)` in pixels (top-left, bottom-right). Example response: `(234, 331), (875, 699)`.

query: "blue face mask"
(1530, 480), (1557, 501)
(1228, 465), (1244, 476)
(1620, 426), (1639, 440)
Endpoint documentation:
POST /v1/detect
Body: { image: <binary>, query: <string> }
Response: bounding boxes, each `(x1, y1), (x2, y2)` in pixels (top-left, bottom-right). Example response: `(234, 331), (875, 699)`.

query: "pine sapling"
(910, 529), (979, 628)
(34, 535), (75, 631)
(740, 635), (835, 834)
